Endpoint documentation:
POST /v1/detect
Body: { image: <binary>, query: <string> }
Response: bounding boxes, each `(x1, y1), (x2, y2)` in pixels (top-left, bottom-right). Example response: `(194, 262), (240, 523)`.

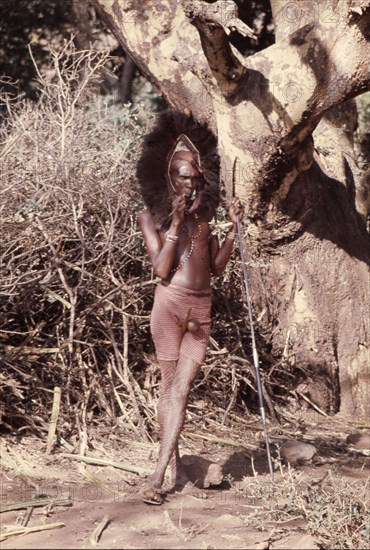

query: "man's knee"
(178, 355), (201, 379)
(170, 357), (200, 399)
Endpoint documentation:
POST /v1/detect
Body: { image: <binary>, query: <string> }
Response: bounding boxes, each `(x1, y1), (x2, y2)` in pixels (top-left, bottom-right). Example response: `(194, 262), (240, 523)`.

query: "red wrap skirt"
(150, 282), (212, 364)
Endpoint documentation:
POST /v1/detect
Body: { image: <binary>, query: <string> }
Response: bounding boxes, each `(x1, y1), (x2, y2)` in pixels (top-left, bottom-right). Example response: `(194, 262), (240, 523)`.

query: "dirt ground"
(1, 415), (369, 550)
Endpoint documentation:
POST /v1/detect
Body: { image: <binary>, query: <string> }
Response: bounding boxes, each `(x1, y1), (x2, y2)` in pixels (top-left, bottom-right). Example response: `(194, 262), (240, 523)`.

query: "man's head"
(168, 151), (202, 205)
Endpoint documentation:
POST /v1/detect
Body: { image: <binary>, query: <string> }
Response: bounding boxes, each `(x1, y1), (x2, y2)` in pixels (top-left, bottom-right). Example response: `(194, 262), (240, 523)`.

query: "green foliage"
(232, 0), (275, 54)
(0, 0), (76, 98)
(355, 92), (370, 170)
(356, 92), (370, 133)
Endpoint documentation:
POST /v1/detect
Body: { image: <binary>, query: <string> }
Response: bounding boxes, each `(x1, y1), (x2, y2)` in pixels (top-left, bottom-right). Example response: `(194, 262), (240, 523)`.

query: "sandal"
(141, 481), (165, 506)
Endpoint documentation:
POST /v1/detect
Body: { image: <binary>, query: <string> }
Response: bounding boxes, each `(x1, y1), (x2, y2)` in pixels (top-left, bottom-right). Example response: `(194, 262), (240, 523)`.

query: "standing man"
(136, 112), (244, 504)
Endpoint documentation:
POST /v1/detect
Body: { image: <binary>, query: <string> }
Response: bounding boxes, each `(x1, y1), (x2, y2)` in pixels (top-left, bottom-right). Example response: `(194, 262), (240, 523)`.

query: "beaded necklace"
(170, 214), (201, 273)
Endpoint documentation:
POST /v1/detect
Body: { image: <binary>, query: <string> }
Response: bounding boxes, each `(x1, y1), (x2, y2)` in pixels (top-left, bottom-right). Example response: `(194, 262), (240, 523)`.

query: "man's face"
(169, 151), (201, 202)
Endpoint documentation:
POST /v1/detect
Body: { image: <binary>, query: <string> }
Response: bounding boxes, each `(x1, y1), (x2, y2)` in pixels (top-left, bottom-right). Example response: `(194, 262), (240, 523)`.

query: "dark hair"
(136, 110), (220, 228)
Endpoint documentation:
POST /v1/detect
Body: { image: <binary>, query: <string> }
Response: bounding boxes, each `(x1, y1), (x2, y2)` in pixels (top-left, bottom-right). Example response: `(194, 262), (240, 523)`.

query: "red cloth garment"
(150, 282), (212, 363)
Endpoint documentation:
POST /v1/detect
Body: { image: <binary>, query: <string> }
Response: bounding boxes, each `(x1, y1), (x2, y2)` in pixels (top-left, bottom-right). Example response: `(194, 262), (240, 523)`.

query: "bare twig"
(0, 522), (65, 542)
(61, 453), (147, 475)
(0, 497), (72, 514)
(90, 515), (110, 547)
(46, 386), (62, 454)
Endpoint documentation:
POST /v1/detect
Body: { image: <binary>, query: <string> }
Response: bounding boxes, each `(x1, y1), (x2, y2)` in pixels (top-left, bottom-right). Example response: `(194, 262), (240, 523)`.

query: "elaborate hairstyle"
(136, 110), (220, 228)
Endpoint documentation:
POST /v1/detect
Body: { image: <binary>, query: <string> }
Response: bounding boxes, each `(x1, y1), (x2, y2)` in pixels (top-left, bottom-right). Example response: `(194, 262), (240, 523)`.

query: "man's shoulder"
(138, 208), (151, 221)
(138, 209), (162, 232)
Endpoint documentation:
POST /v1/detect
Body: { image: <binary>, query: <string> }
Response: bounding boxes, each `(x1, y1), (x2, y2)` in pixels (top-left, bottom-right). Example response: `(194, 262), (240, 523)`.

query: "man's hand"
(228, 196), (244, 225)
(211, 196), (245, 276)
(171, 194), (187, 226)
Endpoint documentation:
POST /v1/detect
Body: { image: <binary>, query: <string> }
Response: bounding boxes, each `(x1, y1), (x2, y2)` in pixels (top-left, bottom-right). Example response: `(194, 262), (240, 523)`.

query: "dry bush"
(236, 462), (370, 549)
(0, 41), (157, 438)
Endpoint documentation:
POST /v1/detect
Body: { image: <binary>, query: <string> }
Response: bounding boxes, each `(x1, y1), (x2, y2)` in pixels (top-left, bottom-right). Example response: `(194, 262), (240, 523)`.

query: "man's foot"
(141, 480), (164, 506)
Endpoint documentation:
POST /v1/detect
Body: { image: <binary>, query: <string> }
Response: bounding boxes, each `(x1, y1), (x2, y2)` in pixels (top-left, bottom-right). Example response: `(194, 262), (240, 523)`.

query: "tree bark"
(90, 0), (370, 419)
(118, 53), (136, 104)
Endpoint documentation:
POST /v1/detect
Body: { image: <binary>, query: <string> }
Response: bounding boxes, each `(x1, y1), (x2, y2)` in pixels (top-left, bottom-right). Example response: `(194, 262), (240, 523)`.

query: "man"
(136, 113), (244, 504)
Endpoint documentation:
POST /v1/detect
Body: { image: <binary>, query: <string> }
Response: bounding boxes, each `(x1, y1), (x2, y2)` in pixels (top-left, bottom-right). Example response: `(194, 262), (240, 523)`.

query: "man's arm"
(210, 197), (244, 276)
(138, 195), (186, 278)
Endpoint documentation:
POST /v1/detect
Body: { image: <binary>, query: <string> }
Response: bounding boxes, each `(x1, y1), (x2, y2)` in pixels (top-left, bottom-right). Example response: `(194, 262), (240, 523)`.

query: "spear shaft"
(236, 216), (274, 481)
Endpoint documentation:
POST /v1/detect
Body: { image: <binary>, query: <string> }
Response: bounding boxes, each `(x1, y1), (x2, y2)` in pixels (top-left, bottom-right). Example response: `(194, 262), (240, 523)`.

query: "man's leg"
(142, 358), (184, 504)
(156, 360), (183, 485)
(149, 355), (201, 491)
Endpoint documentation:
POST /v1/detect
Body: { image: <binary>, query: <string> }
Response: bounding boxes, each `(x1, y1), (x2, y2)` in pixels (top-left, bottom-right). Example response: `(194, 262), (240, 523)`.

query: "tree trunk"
(118, 54), (136, 104)
(90, 0), (370, 419)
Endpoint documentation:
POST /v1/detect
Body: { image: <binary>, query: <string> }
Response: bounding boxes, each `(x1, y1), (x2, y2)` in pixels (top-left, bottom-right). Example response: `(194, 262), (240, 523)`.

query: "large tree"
(90, 0), (370, 419)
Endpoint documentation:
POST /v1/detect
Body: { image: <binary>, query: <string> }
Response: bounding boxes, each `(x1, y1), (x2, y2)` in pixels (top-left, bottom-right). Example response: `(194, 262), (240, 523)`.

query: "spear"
(236, 214), (274, 482)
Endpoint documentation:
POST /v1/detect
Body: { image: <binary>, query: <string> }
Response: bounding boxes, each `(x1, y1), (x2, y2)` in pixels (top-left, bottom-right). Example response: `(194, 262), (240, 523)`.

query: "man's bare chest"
(177, 220), (210, 249)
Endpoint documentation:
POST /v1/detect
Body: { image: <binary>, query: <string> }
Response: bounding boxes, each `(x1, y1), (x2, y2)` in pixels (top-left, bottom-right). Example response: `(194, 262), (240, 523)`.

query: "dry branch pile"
(0, 42), (154, 437)
(0, 42), (299, 443)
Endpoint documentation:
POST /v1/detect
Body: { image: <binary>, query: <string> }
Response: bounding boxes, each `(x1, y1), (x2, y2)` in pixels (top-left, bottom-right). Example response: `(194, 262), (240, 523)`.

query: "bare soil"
(1, 416), (369, 549)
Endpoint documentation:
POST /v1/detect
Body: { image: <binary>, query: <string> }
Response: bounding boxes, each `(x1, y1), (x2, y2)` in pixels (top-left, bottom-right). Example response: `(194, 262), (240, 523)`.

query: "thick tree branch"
(89, 0), (216, 122)
(181, 0), (252, 94)
(243, 2), (370, 140)
(182, 0), (255, 37)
